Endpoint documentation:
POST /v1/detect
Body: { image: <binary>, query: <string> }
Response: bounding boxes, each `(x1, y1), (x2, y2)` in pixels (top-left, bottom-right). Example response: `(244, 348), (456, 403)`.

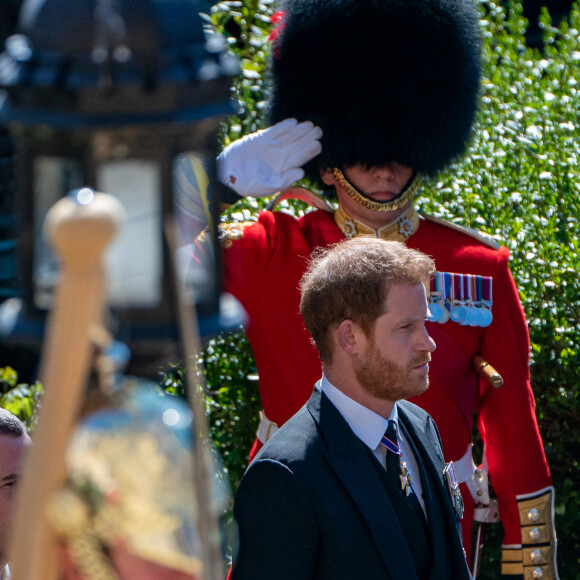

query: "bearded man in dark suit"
(231, 237), (471, 580)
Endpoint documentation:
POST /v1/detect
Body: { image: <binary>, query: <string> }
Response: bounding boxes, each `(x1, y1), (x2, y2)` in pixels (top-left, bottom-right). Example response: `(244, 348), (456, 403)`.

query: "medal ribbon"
(482, 276), (492, 303)
(430, 273), (438, 295)
(380, 434), (402, 456)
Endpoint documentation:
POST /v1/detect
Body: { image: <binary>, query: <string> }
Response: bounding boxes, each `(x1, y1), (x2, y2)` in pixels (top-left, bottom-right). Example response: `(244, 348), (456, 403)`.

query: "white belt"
(474, 501), (500, 523)
(453, 444), (477, 484)
(256, 410), (279, 444)
(453, 444), (500, 523)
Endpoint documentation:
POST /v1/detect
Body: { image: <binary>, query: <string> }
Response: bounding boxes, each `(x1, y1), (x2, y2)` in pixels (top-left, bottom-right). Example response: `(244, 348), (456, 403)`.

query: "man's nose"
(371, 164), (397, 180)
(420, 326), (436, 353)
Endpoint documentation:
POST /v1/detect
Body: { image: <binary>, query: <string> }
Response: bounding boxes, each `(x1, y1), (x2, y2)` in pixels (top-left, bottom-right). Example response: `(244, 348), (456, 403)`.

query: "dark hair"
(299, 237), (434, 363)
(0, 408), (26, 437)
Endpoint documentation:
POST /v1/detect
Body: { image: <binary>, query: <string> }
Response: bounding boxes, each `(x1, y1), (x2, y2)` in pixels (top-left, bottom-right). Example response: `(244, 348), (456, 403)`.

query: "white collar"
(320, 374), (398, 451)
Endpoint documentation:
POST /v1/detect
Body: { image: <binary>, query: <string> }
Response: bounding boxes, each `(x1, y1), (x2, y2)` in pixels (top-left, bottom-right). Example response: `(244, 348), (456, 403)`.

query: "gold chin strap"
(334, 203), (420, 242)
(332, 167), (422, 212)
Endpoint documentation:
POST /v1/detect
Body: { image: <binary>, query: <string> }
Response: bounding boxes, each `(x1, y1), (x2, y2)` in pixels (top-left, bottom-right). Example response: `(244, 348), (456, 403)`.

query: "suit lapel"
(398, 415), (449, 578)
(397, 402), (469, 579)
(307, 387), (419, 580)
(397, 401), (445, 468)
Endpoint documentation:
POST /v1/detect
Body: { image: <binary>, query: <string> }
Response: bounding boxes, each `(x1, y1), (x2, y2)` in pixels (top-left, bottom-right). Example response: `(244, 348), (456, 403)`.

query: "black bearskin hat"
(268, 0), (482, 181)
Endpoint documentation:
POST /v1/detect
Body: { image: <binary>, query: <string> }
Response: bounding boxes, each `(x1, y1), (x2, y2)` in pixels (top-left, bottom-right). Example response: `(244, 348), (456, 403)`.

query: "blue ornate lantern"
(0, 0), (243, 375)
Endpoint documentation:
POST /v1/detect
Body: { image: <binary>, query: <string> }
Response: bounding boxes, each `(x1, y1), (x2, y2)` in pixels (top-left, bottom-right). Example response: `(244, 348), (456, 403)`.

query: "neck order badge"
(382, 420), (413, 497)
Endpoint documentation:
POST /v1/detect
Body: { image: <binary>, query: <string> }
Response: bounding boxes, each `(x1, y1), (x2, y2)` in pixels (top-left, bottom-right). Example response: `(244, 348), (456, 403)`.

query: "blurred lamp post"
(0, 0), (242, 373)
(0, 1), (241, 578)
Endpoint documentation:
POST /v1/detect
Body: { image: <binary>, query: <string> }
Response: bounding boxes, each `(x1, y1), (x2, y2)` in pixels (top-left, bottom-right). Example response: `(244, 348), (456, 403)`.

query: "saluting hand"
(217, 118), (322, 198)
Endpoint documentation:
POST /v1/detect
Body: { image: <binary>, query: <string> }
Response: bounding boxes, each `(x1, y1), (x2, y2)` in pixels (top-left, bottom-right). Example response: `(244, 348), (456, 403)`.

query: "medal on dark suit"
(443, 462), (465, 520)
(399, 459), (413, 496)
(382, 421), (417, 498)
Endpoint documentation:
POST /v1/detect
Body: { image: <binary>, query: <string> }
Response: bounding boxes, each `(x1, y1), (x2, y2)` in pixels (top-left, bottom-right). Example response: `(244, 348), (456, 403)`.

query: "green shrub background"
(0, 366), (42, 431)
(203, 0), (580, 576)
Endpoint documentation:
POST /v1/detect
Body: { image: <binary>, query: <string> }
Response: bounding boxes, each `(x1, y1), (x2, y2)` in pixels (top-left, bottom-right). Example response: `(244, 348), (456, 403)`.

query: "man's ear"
(320, 167), (336, 186)
(336, 320), (366, 355)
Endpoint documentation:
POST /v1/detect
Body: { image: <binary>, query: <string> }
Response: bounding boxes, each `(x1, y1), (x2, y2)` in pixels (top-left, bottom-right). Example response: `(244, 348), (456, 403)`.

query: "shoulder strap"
(267, 187), (335, 213)
(421, 214), (500, 250)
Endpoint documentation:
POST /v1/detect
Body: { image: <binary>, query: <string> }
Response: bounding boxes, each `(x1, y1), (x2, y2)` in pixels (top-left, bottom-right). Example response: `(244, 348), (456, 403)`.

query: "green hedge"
(203, 1), (580, 576)
(0, 366), (42, 431)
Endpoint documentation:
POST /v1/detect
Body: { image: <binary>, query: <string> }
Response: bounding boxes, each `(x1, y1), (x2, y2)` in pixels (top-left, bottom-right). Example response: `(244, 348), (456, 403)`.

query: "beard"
(354, 341), (430, 402)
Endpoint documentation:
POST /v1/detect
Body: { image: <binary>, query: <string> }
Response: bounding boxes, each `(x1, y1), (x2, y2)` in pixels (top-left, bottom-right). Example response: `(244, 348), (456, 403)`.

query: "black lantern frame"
(0, 0), (242, 370)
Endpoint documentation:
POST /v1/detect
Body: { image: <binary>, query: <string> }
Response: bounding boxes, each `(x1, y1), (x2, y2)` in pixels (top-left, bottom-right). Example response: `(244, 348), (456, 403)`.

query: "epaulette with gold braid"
(421, 214), (500, 250)
(218, 221), (256, 248)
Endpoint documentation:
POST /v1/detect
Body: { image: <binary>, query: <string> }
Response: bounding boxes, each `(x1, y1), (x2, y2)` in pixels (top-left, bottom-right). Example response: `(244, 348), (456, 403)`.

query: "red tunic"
(222, 207), (552, 553)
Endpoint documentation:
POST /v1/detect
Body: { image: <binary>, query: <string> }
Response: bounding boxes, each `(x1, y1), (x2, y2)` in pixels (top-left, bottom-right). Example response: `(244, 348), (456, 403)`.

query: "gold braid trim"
(501, 548), (523, 575)
(334, 204), (419, 241)
(49, 490), (119, 580)
(68, 534), (119, 580)
(502, 488), (558, 579)
(332, 168), (422, 212)
(218, 221), (256, 248)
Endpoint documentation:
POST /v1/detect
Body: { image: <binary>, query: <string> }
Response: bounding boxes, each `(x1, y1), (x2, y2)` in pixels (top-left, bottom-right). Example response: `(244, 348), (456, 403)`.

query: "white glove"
(217, 118), (323, 197)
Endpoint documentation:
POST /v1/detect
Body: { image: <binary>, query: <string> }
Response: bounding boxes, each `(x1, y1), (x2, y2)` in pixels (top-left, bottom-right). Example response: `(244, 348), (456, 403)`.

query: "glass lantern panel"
(97, 159), (163, 309)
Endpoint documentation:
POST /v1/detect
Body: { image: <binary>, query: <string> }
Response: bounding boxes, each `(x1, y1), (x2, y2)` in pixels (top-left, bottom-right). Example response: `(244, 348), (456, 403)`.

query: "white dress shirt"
(320, 374), (426, 514)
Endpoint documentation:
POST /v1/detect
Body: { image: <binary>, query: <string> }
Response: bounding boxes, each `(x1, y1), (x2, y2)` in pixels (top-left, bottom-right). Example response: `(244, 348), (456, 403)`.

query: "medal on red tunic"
(428, 272), (493, 328)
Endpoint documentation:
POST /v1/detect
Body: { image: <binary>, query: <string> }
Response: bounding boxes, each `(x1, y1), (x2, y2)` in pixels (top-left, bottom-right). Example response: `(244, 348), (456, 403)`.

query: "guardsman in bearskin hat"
(183, 0), (558, 576)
